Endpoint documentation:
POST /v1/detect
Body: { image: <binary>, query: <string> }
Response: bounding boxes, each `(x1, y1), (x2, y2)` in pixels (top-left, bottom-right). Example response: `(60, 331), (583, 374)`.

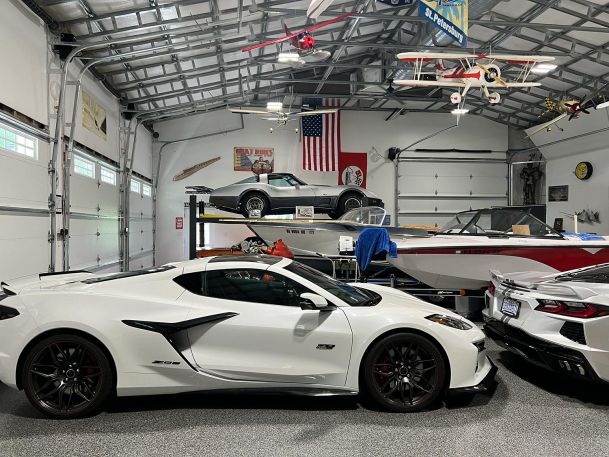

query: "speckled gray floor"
(1, 340), (609, 457)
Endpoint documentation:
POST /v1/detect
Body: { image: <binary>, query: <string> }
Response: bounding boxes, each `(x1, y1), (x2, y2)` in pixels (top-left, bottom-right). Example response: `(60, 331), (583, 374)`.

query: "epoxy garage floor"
(1, 341), (608, 456)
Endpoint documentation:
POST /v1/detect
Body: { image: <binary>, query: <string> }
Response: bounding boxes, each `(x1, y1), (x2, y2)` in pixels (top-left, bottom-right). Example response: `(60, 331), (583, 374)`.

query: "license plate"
(501, 297), (521, 318)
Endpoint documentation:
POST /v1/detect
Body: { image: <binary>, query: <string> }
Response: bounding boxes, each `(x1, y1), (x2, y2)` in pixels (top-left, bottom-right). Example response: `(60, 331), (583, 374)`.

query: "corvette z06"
(0, 256), (495, 418)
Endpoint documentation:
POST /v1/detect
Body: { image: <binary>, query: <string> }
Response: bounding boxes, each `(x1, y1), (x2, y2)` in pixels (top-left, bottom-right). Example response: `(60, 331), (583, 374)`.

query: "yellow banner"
(82, 90), (107, 141)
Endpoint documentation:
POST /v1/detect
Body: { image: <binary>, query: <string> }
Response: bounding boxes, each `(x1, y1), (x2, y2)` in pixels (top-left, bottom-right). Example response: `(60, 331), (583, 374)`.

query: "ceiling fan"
(229, 107), (338, 125)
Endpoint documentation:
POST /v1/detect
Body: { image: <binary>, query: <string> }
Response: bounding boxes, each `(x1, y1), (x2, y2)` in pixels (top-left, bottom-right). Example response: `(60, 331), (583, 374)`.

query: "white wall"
(154, 110), (508, 265)
(527, 108), (609, 234)
(0, 1), (48, 125)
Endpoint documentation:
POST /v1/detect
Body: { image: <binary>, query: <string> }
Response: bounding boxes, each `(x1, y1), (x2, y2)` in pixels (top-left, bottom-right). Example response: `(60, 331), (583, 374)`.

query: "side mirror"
(300, 292), (329, 310)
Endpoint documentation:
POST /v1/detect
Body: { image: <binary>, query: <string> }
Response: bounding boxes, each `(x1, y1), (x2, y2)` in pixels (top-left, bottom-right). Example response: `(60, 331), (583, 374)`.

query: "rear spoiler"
(1, 270), (93, 295)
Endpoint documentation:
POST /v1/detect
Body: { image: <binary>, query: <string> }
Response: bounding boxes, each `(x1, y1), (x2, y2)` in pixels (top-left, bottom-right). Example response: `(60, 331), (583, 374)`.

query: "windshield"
(285, 261), (380, 306)
(556, 263), (609, 283)
(437, 209), (561, 237)
(339, 206), (387, 225)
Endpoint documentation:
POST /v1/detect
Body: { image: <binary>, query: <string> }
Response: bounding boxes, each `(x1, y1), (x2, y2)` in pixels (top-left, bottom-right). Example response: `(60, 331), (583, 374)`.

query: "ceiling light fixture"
(266, 101), (283, 112)
(451, 108), (469, 115)
(531, 63), (557, 74)
(277, 52), (301, 63)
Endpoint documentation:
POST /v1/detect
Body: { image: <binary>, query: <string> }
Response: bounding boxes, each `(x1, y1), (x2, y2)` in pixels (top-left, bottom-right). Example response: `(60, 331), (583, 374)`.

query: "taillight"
(488, 281), (496, 297)
(0, 304), (20, 320)
(535, 299), (609, 319)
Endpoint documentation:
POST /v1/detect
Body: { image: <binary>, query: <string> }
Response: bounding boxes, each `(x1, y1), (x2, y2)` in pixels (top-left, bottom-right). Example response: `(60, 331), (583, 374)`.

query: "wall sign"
(175, 217), (183, 230)
(338, 152), (368, 188)
(419, 0), (468, 48)
(82, 90), (107, 141)
(548, 185), (569, 202)
(574, 161), (593, 180)
(234, 147), (274, 173)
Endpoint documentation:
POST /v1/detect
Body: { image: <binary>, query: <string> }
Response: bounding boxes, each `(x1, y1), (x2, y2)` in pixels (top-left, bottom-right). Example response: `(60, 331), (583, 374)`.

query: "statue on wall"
(519, 153), (544, 205)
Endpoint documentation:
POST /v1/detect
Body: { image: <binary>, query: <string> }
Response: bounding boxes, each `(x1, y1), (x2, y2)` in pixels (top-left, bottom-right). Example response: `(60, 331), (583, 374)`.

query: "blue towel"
(356, 228), (397, 271)
(562, 231), (605, 241)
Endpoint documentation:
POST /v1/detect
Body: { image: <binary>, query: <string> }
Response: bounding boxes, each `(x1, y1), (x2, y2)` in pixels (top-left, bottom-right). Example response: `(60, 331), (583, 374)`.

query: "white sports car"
(484, 263), (609, 383)
(0, 255), (495, 418)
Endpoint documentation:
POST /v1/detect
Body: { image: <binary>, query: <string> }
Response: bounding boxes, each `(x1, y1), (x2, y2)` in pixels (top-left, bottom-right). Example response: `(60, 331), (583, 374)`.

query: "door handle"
(295, 324), (307, 337)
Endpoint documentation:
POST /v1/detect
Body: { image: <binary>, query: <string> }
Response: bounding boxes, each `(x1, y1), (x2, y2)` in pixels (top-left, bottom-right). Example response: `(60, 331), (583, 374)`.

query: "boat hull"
(389, 244), (609, 290)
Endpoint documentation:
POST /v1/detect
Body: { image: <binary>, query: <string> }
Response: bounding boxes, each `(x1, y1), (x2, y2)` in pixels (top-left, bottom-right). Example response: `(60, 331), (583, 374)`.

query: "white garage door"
(0, 119), (52, 282)
(129, 178), (154, 270)
(69, 150), (121, 273)
(397, 158), (508, 228)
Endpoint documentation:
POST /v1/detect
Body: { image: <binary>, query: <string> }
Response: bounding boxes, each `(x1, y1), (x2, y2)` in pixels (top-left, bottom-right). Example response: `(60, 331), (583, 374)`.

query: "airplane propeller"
(564, 99), (592, 120)
(476, 63), (508, 87)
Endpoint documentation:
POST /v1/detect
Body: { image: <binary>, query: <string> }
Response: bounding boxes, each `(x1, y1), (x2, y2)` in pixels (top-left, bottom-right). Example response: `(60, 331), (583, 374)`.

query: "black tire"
(240, 192), (269, 218)
(334, 192), (363, 218)
(22, 334), (113, 419)
(361, 332), (446, 412)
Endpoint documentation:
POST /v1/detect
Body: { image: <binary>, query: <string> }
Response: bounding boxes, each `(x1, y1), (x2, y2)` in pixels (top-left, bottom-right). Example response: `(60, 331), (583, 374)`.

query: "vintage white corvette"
(0, 255), (495, 418)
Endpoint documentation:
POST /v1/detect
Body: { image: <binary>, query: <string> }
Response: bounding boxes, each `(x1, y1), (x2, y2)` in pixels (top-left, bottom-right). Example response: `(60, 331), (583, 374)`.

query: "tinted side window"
(269, 177), (292, 187)
(174, 269), (309, 306)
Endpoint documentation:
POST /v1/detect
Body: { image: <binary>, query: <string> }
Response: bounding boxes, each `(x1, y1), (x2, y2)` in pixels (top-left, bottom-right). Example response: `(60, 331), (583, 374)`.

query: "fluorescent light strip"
(266, 101), (283, 112)
(452, 108), (469, 115)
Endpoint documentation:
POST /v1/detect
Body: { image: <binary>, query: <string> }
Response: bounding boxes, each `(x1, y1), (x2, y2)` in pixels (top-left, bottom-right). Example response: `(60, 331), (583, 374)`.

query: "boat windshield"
(339, 206), (387, 225)
(437, 208), (562, 238)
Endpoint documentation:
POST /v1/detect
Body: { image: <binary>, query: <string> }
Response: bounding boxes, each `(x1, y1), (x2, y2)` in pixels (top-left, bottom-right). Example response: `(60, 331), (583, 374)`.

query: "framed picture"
(548, 185), (568, 202)
(234, 147), (274, 173)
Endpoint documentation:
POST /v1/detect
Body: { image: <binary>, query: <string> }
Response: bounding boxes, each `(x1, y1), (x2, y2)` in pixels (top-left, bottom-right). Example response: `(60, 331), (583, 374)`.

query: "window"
(0, 124), (38, 159)
(142, 183), (152, 197)
(237, 176), (258, 184)
(130, 179), (141, 193)
(174, 269), (310, 306)
(73, 155), (95, 178)
(100, 166), (116, 185)
(268, 174), (305, 187)
(269, 176), (294, 187)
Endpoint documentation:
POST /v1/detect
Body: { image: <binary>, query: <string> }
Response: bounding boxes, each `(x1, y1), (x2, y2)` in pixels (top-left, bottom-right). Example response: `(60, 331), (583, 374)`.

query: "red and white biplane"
(395, 52), (555, 105)
(242, 12), (352, 63)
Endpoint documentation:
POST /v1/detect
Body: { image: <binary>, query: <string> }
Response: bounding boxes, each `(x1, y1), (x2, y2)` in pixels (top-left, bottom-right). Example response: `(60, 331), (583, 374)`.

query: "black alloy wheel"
(22, 334), (113, 419)
(334, 192), (363, 218)
(362, 333), (446, 412)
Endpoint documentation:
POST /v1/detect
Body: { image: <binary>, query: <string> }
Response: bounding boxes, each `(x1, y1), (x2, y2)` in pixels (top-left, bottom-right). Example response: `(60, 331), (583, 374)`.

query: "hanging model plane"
(229, 107), (338, 126)
(394, 52), (555, 105)
(527, 91), (609, 137)
(242, 12), (352, 62)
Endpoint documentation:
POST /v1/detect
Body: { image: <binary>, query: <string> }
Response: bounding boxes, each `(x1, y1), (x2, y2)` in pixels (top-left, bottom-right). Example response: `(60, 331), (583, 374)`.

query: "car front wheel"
(22, 333), (114, 419)
(361, 332), (446, 412)
(334, 192), (363, 218)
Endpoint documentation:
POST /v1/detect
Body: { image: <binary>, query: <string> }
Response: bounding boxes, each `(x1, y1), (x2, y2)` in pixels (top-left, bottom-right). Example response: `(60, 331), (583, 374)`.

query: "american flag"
(301, 99), (341, 172)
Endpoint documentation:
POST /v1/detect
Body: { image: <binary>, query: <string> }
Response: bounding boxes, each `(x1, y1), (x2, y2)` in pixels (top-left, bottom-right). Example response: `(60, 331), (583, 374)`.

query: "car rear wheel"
(361, 332), (446, 412)
(22, 334), (113, 419)
(241, 192), (269, 218)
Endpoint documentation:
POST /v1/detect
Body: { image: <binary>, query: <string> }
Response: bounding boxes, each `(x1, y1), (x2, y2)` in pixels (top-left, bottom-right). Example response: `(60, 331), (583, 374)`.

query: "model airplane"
(394, 52), (555, 105)
(229, 107), (338, 126)
(527, 92), (609, 137)
(242, 12), (352, 62)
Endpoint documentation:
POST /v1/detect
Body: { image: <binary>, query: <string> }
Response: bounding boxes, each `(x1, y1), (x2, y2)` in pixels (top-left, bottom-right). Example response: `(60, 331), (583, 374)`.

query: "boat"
(389, 207), (609, 290)
(237, 206), (429, 256)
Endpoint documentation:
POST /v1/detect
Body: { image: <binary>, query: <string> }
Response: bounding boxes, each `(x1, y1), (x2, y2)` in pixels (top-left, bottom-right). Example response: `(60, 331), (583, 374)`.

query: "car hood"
(355, 283), (470, 320)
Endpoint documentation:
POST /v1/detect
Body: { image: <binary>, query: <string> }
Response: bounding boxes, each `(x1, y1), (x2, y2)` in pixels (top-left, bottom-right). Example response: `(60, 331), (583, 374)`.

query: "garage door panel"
(0, 214), (49, 281)
(98, 184), (119, 215)
(398, 159), (507, 227)
(130, 253), (153, 271)
(69, 175), (99, 214)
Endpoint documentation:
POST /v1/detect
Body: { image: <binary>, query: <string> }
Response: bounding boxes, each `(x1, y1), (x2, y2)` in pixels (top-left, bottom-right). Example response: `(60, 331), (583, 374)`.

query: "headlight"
(425, 314), (472, 330)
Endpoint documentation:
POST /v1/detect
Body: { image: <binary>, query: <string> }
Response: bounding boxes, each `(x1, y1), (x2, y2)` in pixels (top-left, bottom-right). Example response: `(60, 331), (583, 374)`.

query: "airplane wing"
(229, 108), (272, 115)
(485, 54), (555, 64)
(307, 0), (335, 19)
(393, 79), (466, 88)
(501, 82), (543, 87)
(294, 109), (338, 116)
(397, 52), (555, 64)
(243, 12), (353, 53)
(526, 113), (568, 138)
(397, 52), (478, 61)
